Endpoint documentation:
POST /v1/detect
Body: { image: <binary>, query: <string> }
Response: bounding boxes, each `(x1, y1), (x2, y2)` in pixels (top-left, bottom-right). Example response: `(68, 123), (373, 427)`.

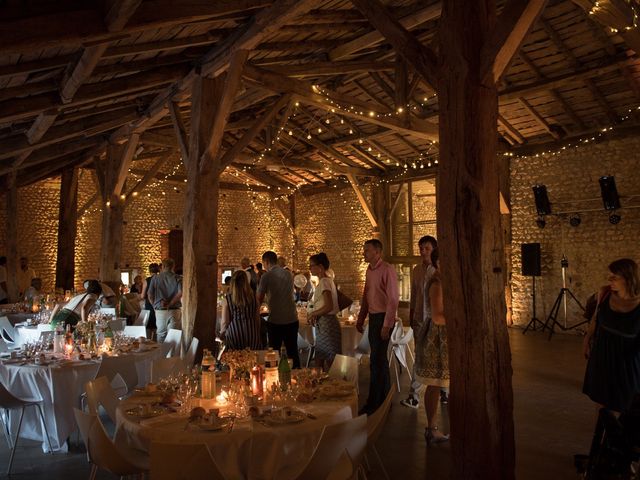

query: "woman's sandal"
(425, 426), (450, 446)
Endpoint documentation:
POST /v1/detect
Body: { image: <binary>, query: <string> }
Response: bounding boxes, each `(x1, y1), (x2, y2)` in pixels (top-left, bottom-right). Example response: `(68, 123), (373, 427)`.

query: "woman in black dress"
(140, 263), (160, 332)
(583, 258), (640, 413)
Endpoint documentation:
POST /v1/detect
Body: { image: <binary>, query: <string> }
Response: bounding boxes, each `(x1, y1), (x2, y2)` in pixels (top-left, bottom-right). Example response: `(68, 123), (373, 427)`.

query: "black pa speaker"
(521, 243), (541, 277)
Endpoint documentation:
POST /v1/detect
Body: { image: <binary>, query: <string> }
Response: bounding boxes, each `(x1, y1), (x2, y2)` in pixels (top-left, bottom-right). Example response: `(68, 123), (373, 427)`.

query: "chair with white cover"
(150, 441), (226, 480)
(123, 325), (147, 338)
(354, 324), (370, 363)
(0, 338), (8, 353)
(94, 355), (139, 398)
(292, 414), (367, 480)
(151, 357), (186, 383)
(0, 381), (53, 475)
(0, 317), (17, 345)
(74, 408), (149, 480)
(184, 337), (199, 367)
(363, 388), (395, 480)
(85, 376), (120, 424)
(135, 309), (150, 327)
(328, 354), (359, 388)
(297, 332), (315, 368)
(164, 328), (183, 357)
(388, 321), (414, 392)
(39, 330), (54, 343)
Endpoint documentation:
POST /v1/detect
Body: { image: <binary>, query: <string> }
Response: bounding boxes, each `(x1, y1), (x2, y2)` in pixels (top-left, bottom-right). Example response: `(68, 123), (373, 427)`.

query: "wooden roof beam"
(349, 0), (438, 90)
(107, 0), (321, 149)
(219, 94), (290, 171)
(329, 4), (441, 61)
(243, 65), (439, 141)
(346, 173), (377, 228)
(0, 107), (138, 161)
(265, 60), (394, 77)
(572, 0), (640, 53)
(0, 0), (272, 55)
(519, 98), (561, 140)
(498, 114), (526, 144)
(480, 0), (548, 83)
(124, 151), (174, 205)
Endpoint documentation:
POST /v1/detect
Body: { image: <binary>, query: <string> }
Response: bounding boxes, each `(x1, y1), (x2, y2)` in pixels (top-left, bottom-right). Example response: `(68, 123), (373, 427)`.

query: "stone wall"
(293, 186), (375, 300)
(509, 137), (640, 327)
(0, 169), (296, 293)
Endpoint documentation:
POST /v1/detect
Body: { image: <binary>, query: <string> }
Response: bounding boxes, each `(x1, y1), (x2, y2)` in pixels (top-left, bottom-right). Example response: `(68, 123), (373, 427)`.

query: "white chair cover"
(354, 324), (370, 362)
(328, 354), (359, 386)
(164, 329), (183, 357)
(0, 317), (17, 344)
(123, 325), (146, 338)
(100, 307), (116, 317)
(135, 310), (150, 327)
(184, 337), (199, 367)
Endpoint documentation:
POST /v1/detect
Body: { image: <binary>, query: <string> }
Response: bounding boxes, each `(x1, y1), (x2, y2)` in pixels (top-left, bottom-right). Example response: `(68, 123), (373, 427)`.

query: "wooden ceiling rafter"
(11, 0), (144, 172)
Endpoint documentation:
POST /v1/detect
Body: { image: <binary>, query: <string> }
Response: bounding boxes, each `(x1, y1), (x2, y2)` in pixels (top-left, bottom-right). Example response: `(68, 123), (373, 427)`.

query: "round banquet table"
(0, 344), (164, 452)
(115, 392), (357, 479)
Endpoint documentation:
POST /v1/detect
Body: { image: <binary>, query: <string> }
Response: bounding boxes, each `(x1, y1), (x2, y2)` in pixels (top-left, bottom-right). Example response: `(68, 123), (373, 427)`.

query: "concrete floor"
(1, 328), (594, 479)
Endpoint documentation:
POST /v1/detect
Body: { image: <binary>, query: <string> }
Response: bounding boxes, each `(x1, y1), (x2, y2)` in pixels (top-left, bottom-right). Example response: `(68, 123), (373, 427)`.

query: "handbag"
(336, 289), (353, 311)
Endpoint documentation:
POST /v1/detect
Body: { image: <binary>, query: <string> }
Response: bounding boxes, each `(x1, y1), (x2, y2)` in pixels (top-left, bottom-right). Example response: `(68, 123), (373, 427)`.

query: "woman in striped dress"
(308, 252), (342, 371)
(221, 270), (262, 350)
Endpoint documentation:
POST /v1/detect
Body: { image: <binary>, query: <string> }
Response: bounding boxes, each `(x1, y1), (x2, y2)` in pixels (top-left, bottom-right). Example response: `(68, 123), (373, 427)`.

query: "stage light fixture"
(569, 214), (581, 227)
(536, 217), (546, 229)
(609, 212), (621, 225)
(599, 176), (621, 210)
(532, 184), (552, 215)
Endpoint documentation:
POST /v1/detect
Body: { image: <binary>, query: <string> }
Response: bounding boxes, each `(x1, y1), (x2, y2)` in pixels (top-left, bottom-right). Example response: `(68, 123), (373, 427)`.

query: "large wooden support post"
(99, 143), (126, 284)
(438, 2), (515, 479)
(181, 75), (222, 356)
(5, 171), (19, 302)
(55, 168), (78, 290)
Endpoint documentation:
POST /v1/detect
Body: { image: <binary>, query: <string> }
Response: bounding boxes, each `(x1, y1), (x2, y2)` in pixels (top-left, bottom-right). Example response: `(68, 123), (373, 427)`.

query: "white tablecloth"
(14, 324), (52, 346)
(0, 345), (163, 451)
(115, 393), (356, 479)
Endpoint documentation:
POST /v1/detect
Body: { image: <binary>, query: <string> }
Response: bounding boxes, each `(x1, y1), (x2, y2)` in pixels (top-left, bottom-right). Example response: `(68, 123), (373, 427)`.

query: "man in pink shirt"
(357, 238), (399, 414)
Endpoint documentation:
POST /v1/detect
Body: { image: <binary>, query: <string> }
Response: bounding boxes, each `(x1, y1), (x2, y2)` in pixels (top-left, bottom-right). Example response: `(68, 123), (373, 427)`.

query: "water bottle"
(278, 343), (291, 386)
(54, 323), (64, 354)
(201, 349), (216, 399)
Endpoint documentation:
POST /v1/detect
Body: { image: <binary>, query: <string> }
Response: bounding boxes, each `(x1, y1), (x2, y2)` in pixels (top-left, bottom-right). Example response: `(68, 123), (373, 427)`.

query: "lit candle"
(215, 390), (228, 405)
(64, 343), (74, 357)
(31, 302), (40, 313)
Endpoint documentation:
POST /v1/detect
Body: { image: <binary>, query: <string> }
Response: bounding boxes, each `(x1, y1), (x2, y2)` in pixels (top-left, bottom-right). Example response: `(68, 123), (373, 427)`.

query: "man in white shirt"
(400, 235), (438, 409)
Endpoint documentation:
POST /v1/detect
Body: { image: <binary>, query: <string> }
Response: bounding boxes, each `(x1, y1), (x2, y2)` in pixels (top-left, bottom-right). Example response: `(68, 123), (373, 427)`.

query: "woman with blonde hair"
(221, 270), (262, 350)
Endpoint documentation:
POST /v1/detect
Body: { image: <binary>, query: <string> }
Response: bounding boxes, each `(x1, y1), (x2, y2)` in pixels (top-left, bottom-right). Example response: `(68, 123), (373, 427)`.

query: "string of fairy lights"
(589, 0), (639, 32)
(506, 105), (640, 160)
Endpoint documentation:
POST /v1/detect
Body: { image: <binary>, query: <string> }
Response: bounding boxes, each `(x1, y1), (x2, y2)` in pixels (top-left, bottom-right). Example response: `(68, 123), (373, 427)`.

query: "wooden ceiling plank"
(518, 97), (561, 140)
(329, 4), (441, 61)
(480, 0), (548, 83)
(548, 89), (586, 132)
(353, 80), (393, 111)
(348, 0), (438, 90)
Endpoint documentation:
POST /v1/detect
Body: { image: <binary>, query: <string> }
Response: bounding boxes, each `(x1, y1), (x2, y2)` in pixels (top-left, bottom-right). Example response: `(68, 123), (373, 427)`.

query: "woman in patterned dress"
(414, 248), (450, 445)
(221, 270), (262, 350)
(308, 253), (342, 371)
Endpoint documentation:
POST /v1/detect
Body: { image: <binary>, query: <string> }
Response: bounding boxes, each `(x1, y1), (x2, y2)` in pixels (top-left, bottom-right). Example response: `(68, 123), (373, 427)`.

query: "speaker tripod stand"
(522, 276), (544, 334)
(542, 256), (587, 340)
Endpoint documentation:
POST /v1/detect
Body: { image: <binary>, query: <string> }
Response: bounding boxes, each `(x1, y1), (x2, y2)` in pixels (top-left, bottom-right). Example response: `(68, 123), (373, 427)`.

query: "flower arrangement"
(222, 348), (256, 380)
(74, 320), (96, 340)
